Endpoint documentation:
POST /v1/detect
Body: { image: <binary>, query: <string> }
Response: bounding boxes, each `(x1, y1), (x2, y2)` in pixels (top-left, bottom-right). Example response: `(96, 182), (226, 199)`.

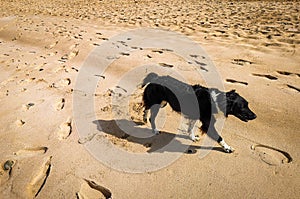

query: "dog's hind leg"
(150, 104), (160, 135)
(187, 119), (199, 141)
(143, 109), (149, 123)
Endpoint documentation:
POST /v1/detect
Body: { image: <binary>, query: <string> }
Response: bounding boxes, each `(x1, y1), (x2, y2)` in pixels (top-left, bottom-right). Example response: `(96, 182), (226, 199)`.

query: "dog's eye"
(237, 103), (246, 109)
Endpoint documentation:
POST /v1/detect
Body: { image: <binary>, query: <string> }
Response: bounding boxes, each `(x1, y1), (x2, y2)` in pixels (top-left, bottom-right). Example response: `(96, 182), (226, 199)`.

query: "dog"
(141, 73), (256, 153)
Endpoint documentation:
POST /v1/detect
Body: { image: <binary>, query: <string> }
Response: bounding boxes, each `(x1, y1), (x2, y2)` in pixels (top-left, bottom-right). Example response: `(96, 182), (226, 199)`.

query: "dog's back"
(142, 74), (201, 119)
(141, 73), (193, 93)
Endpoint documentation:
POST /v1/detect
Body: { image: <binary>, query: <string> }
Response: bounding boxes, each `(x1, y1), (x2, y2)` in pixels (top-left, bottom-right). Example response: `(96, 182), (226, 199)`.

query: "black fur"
(141, 73), (256, 151)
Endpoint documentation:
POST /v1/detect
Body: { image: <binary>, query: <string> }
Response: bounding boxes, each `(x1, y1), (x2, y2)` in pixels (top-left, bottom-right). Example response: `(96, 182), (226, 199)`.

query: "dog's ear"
(226, 90), (236, 99)
(226, 90), (237, 115)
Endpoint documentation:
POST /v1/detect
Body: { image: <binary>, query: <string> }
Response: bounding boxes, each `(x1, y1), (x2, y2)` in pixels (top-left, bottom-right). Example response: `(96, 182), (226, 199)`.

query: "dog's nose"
(251, 113), (257, 120)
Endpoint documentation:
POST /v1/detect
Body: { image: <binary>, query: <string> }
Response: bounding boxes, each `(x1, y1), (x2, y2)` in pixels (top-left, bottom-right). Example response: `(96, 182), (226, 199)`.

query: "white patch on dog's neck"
(211, 90), (222, 115)
(211, 90), (219, 103)
(211, 90), (220, 109)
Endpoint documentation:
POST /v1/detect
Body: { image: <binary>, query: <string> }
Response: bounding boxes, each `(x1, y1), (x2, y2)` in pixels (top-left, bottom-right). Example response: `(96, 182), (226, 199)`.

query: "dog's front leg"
(204, 119), (234, 153)
(218, 138), (234, 153)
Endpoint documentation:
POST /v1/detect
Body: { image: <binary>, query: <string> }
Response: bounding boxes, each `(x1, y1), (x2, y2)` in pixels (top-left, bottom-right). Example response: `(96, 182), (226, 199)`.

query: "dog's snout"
(249, 112), (257, 120)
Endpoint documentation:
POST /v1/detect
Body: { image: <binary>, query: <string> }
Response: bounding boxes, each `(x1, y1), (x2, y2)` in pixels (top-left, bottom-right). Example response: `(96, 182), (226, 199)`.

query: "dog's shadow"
(93, 119), (225, 153)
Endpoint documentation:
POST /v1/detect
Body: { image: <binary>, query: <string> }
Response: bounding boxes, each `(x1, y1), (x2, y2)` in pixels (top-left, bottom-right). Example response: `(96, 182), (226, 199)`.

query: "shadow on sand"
(92, 119), (226, 154)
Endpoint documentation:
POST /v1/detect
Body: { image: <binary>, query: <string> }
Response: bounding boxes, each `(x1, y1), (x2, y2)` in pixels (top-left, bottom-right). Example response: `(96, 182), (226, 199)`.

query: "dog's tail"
(140, 72), (158, 88)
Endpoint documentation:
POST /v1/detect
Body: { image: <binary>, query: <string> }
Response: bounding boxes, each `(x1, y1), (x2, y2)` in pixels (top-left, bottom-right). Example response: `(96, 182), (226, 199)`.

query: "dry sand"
(0, 0), (299, 198)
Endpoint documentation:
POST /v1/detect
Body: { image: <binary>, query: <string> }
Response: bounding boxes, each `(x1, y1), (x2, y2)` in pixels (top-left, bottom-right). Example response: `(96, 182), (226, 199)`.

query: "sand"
(0, 0), (299, 198)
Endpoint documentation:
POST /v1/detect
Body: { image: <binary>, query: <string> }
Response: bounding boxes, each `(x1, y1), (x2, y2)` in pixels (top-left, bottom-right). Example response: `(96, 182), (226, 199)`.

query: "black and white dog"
(141, 73), (256, 153)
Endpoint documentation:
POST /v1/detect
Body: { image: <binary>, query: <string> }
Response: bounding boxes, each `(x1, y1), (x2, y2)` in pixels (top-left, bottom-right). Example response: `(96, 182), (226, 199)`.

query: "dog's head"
(226, 90), (257, 122)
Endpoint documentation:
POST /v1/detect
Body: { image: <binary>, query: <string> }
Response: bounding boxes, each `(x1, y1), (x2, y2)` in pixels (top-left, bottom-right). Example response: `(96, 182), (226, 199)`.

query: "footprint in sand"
(69, 43), (79, 50)
(27, 156), (52, 198)
(99, 37), (109, 41)
(276, 71), (300, 92)
(58, 50), (79, 62)
(16, 119), (25, 126)
(0, 160), (15, 186)
(68, 49), (79, 60)
(252, 73), (278, 80)
(277, 70), (300, 77)
(152, 49), (164, 54)
(61, 78), (71, 86)
(52, 78), (71, 88)
(47, 52), (57, 57)
(100, 105), (112, 112)
(24, 77), (36, 83)
(251, 144), (292, 166)
(22, 99), (44, 111)
(22, 102), (35, 111)
(45, 41), (58, 49)
(120, 52), (130, 56)
(117, 40), (128, 47)
(194, 60), (207, 67)
(53, 65), (67, 73)
(54, 98), (65, 111)
(131, 46), (143, 50)
(93, 43), (101, 46)
(71, 67), (79, 72)
(226, 79), (248, 86)
(57, 117), (72, 140)
(287, 84), (300, 92)
(78, 133), (98, 144)
(159, 63), (174, 68)
(59, 55), (68, 63)
(190, 54), (200, 58)
(194, 60), (209, 72)
(232, 59), (254, 66)
(77, 179), (112, 199)
(13, 147), (48, 158)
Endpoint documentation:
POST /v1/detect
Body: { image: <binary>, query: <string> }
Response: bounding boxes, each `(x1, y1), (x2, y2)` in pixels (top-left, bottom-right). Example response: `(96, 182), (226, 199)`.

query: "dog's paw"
(153, 129), (160, 135)
(223, 146), (234, 153)
(190, 135), (200, 142)
(219, 140), (234, 153)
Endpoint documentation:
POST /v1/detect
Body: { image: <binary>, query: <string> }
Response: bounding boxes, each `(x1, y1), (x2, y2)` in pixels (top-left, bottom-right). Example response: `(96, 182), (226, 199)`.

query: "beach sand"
(0, 0), (299, 198)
